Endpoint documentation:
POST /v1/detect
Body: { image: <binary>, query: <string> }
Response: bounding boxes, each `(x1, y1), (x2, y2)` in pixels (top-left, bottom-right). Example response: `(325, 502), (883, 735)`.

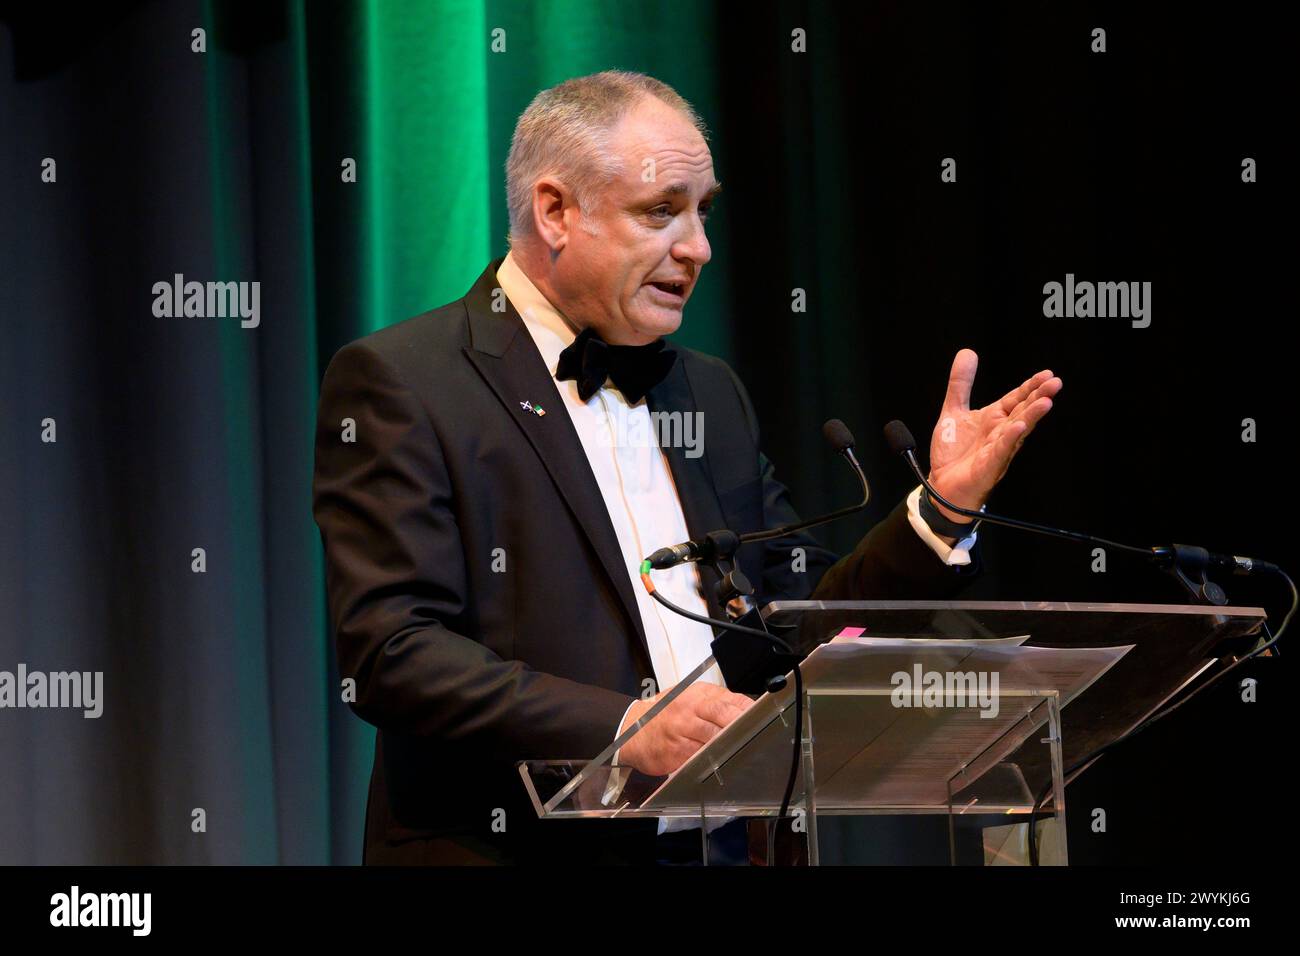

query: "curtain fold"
(0, 0), (733, 865)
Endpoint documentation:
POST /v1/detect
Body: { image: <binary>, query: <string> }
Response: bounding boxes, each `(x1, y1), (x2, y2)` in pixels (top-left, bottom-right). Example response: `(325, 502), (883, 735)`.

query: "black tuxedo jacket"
(312, 259), (977, 864)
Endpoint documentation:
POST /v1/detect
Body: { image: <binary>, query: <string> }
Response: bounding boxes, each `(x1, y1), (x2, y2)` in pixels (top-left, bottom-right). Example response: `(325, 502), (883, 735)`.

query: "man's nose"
(673, 215), (712, 268)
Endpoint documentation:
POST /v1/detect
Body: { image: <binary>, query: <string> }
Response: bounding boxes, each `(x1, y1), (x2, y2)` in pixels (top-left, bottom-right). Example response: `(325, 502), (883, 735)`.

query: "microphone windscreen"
(822, 419), (855, 453)
(883, 420), (917, 455)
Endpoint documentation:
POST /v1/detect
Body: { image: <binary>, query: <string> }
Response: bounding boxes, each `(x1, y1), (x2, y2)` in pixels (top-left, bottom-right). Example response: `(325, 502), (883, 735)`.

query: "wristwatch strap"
(919, 487), (983, 538)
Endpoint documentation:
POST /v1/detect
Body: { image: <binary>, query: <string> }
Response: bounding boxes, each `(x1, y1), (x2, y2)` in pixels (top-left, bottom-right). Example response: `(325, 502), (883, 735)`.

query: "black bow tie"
(555, 326), (677, 403)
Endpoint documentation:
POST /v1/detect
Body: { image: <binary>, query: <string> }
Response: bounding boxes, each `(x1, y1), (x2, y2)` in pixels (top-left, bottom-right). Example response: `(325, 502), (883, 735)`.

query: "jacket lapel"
(460, 261), (654, 667)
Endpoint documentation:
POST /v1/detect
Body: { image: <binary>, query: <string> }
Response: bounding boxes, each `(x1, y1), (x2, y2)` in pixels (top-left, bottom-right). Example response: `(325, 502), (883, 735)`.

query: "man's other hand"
(617, 682), (752, 777)
(927, 348), (1062, 521)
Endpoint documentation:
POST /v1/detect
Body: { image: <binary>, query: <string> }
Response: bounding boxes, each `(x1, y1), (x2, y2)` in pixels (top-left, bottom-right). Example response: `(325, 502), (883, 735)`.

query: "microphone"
(646, 419), (871, 570)
(823, 418), (856, 454)
(883, 419), (1280, 590)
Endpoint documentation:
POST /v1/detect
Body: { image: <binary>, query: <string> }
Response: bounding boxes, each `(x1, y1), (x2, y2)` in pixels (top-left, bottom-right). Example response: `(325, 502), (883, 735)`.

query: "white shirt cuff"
(601, 699), (641, 808)
(905, 485), (977, 566)
(611, 698), (639, 768)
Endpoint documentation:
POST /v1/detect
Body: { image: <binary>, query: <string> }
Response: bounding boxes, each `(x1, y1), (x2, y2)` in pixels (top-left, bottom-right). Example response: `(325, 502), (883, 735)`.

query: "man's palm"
(927, 349), (1062, 515)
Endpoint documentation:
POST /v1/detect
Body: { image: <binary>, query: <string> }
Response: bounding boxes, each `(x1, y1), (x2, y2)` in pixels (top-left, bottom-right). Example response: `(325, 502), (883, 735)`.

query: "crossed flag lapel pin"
(519, 399), (546, 417)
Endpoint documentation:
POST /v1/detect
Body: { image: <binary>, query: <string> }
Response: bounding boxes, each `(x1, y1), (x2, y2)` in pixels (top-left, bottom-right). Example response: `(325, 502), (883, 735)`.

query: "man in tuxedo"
(311, 71), (1061, 865)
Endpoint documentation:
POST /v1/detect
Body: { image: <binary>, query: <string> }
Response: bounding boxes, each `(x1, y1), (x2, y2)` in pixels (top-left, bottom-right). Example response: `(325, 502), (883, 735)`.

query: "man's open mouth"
(648, 280), (687, 298)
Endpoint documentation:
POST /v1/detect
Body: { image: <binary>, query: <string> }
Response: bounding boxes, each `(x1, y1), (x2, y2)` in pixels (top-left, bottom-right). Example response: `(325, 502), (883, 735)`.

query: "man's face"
(551, 97), (719, 345)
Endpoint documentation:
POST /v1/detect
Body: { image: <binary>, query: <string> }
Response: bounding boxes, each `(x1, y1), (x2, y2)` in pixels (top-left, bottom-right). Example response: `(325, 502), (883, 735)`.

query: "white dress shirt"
(495, 251), (976, 836)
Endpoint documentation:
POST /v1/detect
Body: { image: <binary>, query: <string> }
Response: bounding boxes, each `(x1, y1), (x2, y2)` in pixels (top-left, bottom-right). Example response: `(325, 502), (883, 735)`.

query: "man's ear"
(531, 178), (573, 254)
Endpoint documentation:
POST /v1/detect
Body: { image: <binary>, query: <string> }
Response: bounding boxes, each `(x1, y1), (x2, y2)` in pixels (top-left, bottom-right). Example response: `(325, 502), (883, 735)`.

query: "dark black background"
(708, 1), (1291, 864)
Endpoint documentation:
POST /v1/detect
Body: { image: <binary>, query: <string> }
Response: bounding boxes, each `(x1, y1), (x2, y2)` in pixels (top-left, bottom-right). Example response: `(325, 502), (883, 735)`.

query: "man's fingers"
(990, 397), (1052, 462)
(1006, 376), (1062, 422)
(695, 692), (751, 729)
(995, 369), (1053, 416)
(1002, 395), (1055, 441)
(990, 418), (1028, 464)
(942, 348), (979, 414)
(692, 684), (751, 708)
(674, 715), (723, 748)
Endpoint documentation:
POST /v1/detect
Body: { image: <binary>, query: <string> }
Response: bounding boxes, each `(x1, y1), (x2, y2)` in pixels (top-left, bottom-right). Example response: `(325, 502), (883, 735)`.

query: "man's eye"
(699, 205), (712, 221)
(649, 205), (672, 219)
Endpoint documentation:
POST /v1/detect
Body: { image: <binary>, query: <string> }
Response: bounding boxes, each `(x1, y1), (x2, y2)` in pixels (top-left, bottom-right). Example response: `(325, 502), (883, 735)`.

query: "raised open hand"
(926, 349), (1062, 522)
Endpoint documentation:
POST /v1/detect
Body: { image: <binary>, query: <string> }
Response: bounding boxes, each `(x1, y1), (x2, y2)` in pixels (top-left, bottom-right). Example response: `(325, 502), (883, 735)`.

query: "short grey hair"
(505, 70), (708, 244)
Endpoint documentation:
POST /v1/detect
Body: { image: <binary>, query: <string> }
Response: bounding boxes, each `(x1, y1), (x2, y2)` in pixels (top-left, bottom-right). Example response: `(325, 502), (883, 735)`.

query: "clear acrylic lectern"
(518, 601), (1267, 865)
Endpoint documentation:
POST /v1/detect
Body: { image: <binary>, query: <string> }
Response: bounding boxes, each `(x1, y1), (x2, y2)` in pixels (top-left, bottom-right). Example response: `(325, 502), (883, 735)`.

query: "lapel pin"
(519, 400), (546, 416)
